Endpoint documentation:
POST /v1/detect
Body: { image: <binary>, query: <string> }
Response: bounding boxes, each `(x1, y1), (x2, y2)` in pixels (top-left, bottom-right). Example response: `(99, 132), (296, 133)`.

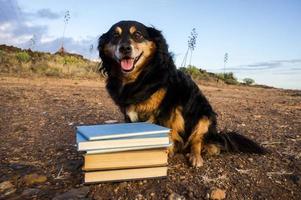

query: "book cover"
(83, 149), (168, 171)
(76, 122), (170, 141)
(76, 132), (170, 151)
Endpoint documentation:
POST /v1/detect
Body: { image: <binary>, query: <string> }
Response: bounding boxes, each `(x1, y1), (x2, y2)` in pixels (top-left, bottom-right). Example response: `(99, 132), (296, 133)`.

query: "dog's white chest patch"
(126, 109), (139, 122)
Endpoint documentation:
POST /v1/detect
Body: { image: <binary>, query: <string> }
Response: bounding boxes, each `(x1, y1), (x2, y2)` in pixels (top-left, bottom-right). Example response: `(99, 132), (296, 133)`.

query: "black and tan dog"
(98, 21), (265, 167)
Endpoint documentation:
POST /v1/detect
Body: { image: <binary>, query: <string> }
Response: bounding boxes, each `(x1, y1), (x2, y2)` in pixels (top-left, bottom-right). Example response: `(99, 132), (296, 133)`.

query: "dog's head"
(98, 21), (168, 78)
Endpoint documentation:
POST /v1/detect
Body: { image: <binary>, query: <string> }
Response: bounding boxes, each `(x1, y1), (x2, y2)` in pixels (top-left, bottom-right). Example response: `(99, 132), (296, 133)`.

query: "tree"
(223, 52), (228, 76)
(181, 28), (198, 68)
(188, 28), (198, 66)
(243, 78), (255, 85)
(61, 10), (71, 52)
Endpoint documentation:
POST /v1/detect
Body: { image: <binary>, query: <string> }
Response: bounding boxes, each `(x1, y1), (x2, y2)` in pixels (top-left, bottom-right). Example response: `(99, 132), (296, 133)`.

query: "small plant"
(0, 50), (4, 62)
(30, 64), (49, 74)
(217, 72), (239, 85)
(45, 67), (61, 77)
(243, 78), (255, 85)
(16, 51), (31, 63)
(181, 28), (198, 67)
(180, 65), (199, 77)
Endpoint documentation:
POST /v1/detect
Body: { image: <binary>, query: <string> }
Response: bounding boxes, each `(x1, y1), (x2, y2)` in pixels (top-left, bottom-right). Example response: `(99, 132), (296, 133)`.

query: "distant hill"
(0, 44), (100, 78)
(0, 44), (259, 87)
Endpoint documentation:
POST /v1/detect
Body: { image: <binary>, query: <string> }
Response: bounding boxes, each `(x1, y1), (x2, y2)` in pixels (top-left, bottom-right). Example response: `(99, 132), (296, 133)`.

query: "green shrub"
(45, 67), (61, 77)
(217, 72), (239, 85)
(0, 50), (4, 62)
(243, 78), (255, 85)
(63, 56), (80, 65)
(30, 65), (49, 74)
(16, 51), (31, 63)
(179, 65), (205, 79)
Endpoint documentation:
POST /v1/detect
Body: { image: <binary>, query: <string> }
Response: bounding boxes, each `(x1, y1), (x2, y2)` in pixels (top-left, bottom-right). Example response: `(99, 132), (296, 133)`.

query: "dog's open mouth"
(119, 52), (143, 73)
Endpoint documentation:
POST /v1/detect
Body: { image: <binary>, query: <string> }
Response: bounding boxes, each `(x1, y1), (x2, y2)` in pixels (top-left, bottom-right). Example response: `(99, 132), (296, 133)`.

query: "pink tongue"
(120, 59), (134, 70)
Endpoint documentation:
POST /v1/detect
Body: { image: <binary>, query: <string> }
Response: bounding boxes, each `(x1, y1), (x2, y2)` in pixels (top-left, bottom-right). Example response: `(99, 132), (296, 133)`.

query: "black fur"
(98, 21), (265, 155)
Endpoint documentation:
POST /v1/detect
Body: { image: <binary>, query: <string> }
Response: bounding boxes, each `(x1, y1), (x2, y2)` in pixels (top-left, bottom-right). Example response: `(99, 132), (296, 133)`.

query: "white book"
(76, 132), (170, 151)
(76, 122), (170, 141)
(86, 143), (172, 154)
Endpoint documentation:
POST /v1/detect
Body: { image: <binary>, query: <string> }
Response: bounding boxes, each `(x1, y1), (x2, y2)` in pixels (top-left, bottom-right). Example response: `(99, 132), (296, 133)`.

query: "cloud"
(0, 0), (60, 22)
(0, 0), (98, 59)
(225, 59), (301, 71)
(37, 36), (99, 58)
(0, 0), (49, 46)
(0, 0), (21, 22)
(22, 8), (61, 20)
(35, 8), (60, 19)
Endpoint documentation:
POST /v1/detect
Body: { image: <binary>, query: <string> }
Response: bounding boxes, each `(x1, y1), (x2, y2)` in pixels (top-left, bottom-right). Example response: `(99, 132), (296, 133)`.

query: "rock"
(135, 194), (144, 200)
(52, 187), (90, 200)
(118, 182), (128, 189)
(0, 181), (16, 197)
(104, 120), (118, 124)
(21, 188), (41, 197)
(188, 191), (194, 198)
(23, 173), (47, 186)
(210, 188), (226, 200)
(9, 163), (27, 170)
(0, 181), (14, 192)
(168, 192), (186, 200)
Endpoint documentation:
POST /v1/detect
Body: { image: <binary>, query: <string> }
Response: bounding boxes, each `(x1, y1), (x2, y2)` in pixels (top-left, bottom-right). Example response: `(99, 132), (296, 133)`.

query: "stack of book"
(76, 122), (171, 183)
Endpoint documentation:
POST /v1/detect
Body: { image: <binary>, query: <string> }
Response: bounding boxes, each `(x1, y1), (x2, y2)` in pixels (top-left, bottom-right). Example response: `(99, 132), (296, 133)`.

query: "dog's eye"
(133, 31), (143, 40)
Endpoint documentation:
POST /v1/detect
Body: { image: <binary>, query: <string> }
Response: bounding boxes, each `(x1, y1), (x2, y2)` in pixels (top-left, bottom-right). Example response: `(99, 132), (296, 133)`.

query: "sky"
(0, 0), (300, 89)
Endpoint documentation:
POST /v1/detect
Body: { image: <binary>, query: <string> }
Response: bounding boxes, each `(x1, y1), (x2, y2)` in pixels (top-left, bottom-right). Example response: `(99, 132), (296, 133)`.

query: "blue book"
(76, 122), (170, 141)
(76, 132), (170, 151)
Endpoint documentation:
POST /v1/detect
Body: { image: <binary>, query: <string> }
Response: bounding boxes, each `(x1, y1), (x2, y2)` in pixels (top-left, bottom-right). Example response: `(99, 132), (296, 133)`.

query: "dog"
(98, 21), (265, 167)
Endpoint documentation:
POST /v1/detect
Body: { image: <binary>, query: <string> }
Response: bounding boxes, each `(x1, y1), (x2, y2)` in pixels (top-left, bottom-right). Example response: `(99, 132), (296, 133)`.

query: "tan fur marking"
(135, 88), (166, 113)
(168, 129), (184, 156)
(165, 107), (185, 133)
(145, 115), (155, 123)
(204, 144), (221, 156)
(129, 26), (137, 34)
(123, 40), (156, 83)
(164, 107), (185, 155)
(186, 117), (210, 167)
(186, 117), (210, 147)
(115, 26), (122, 34)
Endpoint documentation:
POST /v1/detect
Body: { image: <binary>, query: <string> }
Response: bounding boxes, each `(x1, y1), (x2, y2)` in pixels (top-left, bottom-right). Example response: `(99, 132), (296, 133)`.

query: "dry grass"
(0, 45), (100, 78)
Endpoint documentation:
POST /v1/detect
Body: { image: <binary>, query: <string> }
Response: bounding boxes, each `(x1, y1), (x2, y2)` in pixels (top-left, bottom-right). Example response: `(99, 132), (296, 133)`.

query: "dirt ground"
(0, 76), (300, 200)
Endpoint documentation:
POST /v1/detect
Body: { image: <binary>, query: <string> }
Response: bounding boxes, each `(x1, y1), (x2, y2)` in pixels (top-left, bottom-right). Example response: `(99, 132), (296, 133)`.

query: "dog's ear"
(98, 33), (110, 75)
(97, 33), (108, 59)
(147, 27), (168, 53)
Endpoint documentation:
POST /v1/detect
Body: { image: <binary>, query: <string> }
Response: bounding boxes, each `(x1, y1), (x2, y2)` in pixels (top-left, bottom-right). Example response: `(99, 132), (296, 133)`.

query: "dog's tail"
(204, 131), (266, 154)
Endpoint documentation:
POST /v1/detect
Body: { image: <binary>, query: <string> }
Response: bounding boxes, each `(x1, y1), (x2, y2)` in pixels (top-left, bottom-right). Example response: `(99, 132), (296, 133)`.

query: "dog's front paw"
(167, 145), (175, 157)
(189, 154), (204, 168)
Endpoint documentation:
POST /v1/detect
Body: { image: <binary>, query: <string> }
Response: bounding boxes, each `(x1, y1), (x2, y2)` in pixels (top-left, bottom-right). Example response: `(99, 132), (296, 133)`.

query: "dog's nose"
(119, 43), (132, 55)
